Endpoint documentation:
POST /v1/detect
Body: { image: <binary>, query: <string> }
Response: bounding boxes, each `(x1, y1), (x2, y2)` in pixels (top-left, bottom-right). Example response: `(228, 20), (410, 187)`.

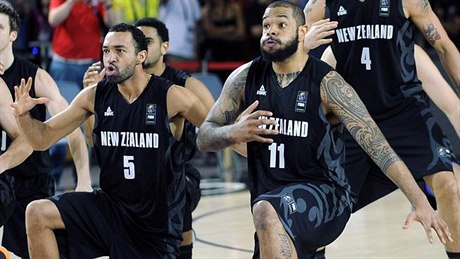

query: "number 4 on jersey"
(361, 47), (372, 70)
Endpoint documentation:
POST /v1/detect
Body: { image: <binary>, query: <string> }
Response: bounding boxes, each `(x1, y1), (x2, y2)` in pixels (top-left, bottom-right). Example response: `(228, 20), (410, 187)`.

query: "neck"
(144, 60), (166, 76)
(0, 46), (15, 72)
(118, 66), (151, 103)
(271, 50), (308, 75)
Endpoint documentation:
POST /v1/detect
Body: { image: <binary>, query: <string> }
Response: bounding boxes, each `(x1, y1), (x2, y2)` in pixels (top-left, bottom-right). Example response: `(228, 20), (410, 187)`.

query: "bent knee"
(425, 171), (460, 199)
(252, 201), (278, 231)
(26, 199), (63, 229)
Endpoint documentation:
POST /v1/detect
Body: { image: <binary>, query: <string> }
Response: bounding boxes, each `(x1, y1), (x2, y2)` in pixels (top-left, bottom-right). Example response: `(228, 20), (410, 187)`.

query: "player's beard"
(260, 33), (298, 63)
(107, 64), (136, 84)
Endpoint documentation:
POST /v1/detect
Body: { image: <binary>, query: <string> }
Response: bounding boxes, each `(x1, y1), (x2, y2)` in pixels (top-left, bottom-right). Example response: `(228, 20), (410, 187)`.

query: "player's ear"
(298, 25), (308, 42)
(137, 50), (147, 65)
(9, 30), (17, 42)
(161, 41), (169, 56)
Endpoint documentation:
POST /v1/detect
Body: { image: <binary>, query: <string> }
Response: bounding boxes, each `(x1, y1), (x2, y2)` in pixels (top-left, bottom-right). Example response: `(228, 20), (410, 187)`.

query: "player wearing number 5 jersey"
(305, 0), (460, 257)
(11, 23), (208, 259)
(197, 2), (452, 258)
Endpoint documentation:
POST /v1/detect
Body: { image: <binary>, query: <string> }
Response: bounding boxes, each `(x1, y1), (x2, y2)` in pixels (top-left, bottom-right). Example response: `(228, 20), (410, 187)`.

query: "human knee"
(252, 201), (278, 232)
(427, 172), (460, 200)
(26, 200), (57, 230)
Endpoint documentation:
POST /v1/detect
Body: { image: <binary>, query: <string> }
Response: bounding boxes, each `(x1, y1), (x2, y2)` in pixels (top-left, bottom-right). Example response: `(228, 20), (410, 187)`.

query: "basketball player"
(0, 2), (91, 258)
(0, 77), (33, 225)
(196, 2), (451, 258)
(82, 17), (215, 259)
(12, 23), (208, 259)
(304, 0), (460, 257)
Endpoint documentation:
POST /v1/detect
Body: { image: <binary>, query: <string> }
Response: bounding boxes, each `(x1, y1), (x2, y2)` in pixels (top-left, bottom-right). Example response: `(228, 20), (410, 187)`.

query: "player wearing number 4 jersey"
(11, 23), (208, 259)
(197, 2), (452, 258)
(304, 0), (460, 257)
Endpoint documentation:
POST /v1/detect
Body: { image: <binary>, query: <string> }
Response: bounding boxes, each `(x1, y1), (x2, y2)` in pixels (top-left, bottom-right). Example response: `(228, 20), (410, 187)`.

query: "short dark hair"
(0, 0), (20, 32)
(267, 1), (305, 28)
(134, 17), (169, 42)
(108, 23), (148, 53)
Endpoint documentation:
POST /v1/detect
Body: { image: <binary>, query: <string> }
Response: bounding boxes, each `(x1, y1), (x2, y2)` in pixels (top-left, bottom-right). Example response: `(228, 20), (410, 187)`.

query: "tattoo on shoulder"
(423, 23), (441, 45)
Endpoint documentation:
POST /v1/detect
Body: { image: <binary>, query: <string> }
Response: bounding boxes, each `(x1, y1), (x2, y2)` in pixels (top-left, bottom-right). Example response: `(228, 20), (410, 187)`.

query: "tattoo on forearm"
(423, 23), (441, 45)
(321, 71), (400, 173)
(276, 71), (301, 88)
(275, 233), (292, 259)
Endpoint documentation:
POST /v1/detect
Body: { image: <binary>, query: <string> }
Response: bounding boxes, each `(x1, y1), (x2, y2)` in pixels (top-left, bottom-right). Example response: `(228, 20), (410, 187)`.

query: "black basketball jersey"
(92, 75), (185, 240)
(160, 65), (197, 162)
(327, 0), (423, 120)
(245, 56), (353, 203)
(0, 57), (51, 177)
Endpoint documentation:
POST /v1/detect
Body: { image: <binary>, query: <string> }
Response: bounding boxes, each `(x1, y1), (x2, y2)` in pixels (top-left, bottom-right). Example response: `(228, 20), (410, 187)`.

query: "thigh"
(254, 182), (353, 258)
(0, 174), (15, 226)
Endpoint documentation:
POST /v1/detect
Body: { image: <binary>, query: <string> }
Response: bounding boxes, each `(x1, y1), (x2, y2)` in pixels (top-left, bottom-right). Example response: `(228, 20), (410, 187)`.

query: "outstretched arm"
(196, 62), (278, 152)
(320, 70), (452, 244)
(12, 78), (94, 152)
(405, 0), (460, 88)
(0, 80), (33, 173)
(36, 69), (92, 191)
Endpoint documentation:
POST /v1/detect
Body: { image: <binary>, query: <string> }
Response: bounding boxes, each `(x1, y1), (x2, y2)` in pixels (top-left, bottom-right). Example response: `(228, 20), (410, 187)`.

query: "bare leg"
(26, 199), (65, 259)
(252, 201), (298, 259)
(424, 164), (460, 252)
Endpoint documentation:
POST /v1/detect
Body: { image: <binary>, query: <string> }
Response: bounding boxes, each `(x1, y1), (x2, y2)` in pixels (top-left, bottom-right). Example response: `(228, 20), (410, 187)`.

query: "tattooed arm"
(196, 62), (278, 152)
(320, 70), (452, 244)
(404, 0), (460, 87)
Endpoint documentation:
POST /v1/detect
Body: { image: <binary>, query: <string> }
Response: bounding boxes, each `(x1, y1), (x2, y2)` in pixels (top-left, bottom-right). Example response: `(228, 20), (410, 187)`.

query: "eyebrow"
(262, 14), (290, 21)
(102, 45), (128, 49)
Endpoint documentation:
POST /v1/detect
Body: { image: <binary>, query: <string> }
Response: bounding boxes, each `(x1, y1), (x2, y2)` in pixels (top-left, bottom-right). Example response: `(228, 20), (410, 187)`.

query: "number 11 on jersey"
(268, 142), (285, 169)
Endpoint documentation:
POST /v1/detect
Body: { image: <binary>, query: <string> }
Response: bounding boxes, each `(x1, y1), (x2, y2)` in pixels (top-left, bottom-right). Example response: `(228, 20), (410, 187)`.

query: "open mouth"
(105, 65), (117, 76)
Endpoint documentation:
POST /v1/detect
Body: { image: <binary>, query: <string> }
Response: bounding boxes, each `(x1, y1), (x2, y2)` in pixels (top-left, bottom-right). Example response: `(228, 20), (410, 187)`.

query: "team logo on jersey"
(256, 85), (267, 96)
(379, 0), (390, 17)
(104, 106), (114, 117)
(337, 6), (347, 16)
(145, 104), (157, 125)
(295, 91), (308, 112)
(436, 147), (452, 158)
(282, 194), (297, 214)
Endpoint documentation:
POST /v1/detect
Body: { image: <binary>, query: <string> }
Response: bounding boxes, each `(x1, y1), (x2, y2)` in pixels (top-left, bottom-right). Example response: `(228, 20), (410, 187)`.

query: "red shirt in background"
(50, 0), (106, 60)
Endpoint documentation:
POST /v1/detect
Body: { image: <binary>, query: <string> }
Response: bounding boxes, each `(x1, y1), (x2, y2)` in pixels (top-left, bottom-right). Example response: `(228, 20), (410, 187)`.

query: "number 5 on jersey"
(124, 155), (135, 179)
(268, 142), (285, 169)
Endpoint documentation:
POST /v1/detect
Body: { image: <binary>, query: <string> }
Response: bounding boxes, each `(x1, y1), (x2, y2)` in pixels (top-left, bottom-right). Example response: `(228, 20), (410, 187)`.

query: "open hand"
(403, 205), (453, 244)
(11, 77), (48, 117)
(83, 61), (106, 88)
(304, 18), (338, 51)
(230, 100), (278, 144)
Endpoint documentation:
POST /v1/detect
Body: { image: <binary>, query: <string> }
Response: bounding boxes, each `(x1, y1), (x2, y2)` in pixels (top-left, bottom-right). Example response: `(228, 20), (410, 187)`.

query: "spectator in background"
(110, 0), (160, 25)
(200, 0), (246, 82)
(159, 0), (201, 62)
(48, 0), (116, 86)
(201, 0), (246, 61)
(12, 0), (50, 64)
(245, 0), (275, 59)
